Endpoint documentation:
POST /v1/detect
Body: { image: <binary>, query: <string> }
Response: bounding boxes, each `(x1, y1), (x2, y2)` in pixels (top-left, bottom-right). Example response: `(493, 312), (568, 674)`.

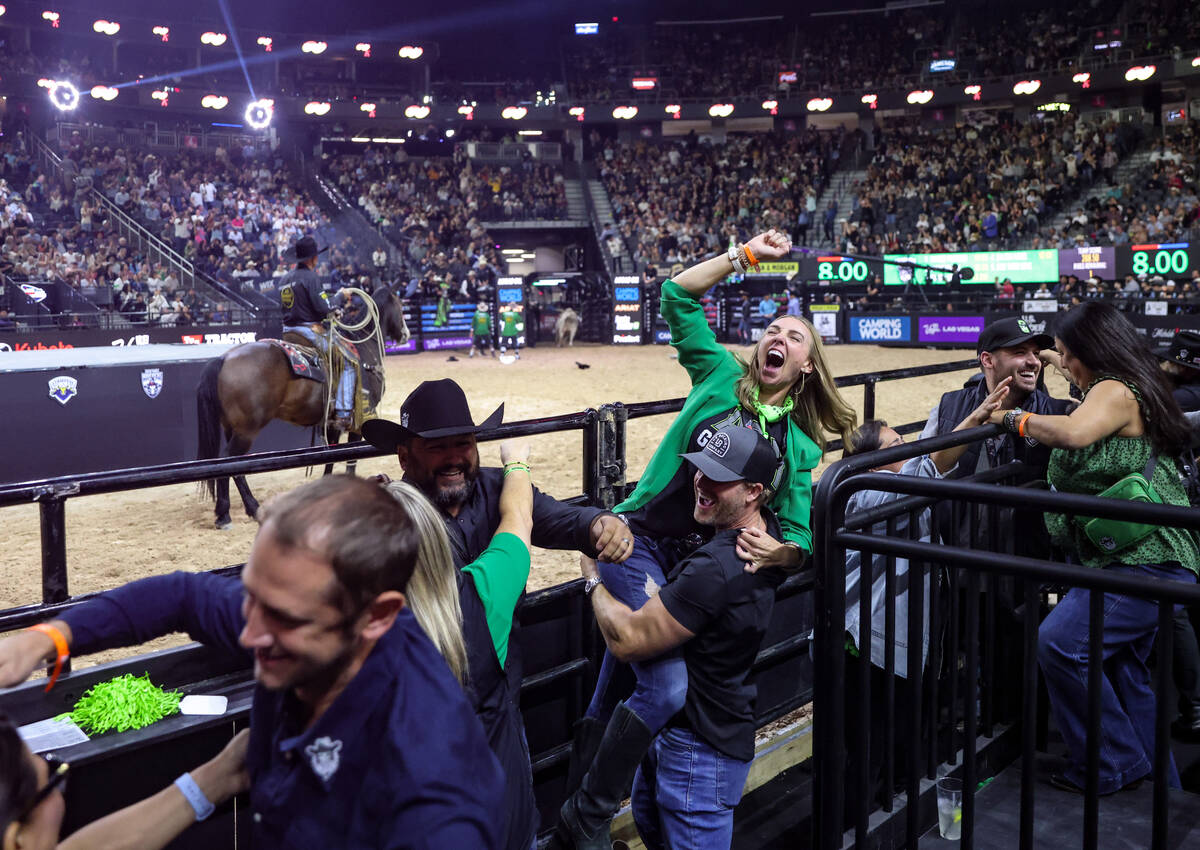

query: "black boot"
(555, 703), (653, 850)
(564, 716), (606, 799)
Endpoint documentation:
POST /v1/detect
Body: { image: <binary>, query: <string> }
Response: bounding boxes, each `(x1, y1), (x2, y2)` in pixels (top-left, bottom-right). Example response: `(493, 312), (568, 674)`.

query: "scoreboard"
(612, 275), (642, 344)
(808, 254), (881, 283)
(1118, 243), (1200, 278)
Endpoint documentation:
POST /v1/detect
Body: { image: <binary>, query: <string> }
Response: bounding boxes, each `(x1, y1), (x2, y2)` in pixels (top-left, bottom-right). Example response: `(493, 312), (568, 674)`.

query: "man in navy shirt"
(559, 426), (786, 850)
(0, 476), (504, 849)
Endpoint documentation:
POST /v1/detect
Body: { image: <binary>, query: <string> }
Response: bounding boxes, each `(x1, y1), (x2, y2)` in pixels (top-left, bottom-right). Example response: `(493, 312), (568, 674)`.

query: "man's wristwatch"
(583, 576), (602, 596)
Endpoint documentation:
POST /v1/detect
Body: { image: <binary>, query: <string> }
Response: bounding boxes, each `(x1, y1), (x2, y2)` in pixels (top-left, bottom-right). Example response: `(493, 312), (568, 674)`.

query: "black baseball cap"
(976, 317), (1054, 354)
(680, 426), (780, 488)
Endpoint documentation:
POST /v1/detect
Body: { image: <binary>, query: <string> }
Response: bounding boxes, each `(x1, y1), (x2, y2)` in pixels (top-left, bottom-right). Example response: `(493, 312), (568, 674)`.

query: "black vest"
(935, 375), (1073, 482)
(933, 376), (1073, 556)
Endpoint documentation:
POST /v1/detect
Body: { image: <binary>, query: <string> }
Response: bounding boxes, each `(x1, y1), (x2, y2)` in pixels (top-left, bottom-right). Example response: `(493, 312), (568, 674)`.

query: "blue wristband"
(174, 772), (216, 821)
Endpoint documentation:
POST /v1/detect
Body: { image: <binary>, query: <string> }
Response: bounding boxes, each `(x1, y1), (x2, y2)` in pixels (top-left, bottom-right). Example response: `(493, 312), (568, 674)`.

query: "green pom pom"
(65, 673), (181, 735)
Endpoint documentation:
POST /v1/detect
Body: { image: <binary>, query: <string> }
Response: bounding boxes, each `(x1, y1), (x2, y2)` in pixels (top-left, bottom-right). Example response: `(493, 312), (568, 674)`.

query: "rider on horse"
(278, 235), (357, 431)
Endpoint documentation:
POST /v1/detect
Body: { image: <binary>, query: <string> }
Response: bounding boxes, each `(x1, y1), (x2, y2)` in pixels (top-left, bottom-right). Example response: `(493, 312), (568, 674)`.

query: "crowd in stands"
(836, 114), (1146, 257)
(1058, 129), (1200, 247)
(325, 145), (568, 299)
(597, 129), (847, 270)
(46, 134), (375, 299)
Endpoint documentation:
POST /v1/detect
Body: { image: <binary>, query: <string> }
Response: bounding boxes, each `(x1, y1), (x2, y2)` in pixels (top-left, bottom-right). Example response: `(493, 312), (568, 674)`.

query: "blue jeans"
(585, 535), (688, 734)
(631, 726), (751, 850)
(1038, 562), (1195, 793)
(283, 324), (355, 414)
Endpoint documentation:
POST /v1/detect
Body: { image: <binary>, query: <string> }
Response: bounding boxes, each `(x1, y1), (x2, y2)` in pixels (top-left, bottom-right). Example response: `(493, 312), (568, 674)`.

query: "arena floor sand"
(2, 342), (1046, 666)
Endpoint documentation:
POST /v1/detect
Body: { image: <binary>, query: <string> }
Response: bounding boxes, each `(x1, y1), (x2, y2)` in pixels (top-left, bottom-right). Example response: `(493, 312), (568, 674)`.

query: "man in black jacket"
(921, 316), (1072, 486)
(278, 235), (355, 429)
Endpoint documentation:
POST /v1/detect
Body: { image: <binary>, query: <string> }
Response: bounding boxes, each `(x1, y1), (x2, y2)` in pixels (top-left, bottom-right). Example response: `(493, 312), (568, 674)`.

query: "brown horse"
(197, 287), (409, 529)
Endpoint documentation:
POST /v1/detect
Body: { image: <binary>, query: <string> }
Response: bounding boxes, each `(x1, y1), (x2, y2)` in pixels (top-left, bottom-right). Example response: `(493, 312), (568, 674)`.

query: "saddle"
(269, 334), (373, 432)
(266, 338), (326, 382)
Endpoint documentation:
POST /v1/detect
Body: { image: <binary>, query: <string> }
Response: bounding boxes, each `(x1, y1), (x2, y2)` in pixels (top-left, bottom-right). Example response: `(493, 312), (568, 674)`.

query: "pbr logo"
(48, 376), (78, 405)
(305, 737), (343, 782)
(141, 368), (164, 399)
(706, 430), (731, 458)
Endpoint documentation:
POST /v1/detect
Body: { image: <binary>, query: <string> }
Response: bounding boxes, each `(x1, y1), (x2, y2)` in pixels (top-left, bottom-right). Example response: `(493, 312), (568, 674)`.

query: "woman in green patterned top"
(989, 301), (1198, 795)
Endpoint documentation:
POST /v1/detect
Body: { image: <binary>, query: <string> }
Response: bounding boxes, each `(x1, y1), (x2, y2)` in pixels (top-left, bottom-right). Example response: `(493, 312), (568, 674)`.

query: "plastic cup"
(936, 777), (962, 840)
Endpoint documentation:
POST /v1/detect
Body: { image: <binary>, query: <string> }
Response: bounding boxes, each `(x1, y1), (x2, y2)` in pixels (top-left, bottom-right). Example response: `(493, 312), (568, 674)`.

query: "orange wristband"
(1017, 412), (1034, 438)
(28, 624), (69, 692)
(743, 244), (759, 266)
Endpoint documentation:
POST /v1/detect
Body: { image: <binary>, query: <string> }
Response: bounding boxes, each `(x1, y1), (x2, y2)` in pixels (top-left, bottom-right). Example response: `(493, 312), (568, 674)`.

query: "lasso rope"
(323, 287), (386, 425)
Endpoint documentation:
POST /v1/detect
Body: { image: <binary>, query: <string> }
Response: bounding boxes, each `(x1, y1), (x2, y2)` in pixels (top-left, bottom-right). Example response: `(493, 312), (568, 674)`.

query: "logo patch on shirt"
(706, 430), (731, 458)
(48, 376), (78, 405)
(643, 575), (660, 597)
(280, 286), (295, 309)
(305, 737), (343, 782)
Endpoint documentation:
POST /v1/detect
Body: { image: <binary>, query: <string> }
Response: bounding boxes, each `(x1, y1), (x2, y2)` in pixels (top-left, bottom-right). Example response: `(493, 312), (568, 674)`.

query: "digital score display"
(612, 275), (642, 345)
(496, 277), (525, 346)
(1119, 243), (1199, 278)
(809, 254), (880, 283)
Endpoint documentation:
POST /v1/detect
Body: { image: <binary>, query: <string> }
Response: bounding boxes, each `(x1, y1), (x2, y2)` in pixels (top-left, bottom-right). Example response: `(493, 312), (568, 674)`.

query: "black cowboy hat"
(281, 235), (328, 264)
(362, 379), (504, 450)
(1155, 329), (1200, 372)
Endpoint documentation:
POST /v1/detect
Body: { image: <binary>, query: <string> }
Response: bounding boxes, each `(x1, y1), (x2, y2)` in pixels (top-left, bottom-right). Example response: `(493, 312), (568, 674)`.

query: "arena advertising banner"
(807, 304), (840, 343)
(0, 323), (271, 352)
(883, 250), (1059, 285)
(496, 277), (526, 347)
(1059, 245), (1116, 279)
(612, 275), (643, 344)
(917, 315), (986, 345)
(849, 315), (911, 343)
(419, 301), (475, 351)
(383, 304), (419, 354)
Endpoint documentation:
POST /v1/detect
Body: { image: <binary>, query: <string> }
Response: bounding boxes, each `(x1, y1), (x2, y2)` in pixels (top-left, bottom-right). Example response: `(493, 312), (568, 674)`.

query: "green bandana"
(752, 386), (794, 435)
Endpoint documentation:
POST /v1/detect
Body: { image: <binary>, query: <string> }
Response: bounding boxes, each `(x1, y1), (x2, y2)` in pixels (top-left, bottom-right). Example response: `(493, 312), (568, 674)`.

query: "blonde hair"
(735, 315), (857, 453)
(383, 481), (469, 686)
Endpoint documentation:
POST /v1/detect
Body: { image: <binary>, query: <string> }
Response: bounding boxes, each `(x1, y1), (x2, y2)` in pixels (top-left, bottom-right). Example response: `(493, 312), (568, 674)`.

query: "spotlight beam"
(214, 0), (255, 101)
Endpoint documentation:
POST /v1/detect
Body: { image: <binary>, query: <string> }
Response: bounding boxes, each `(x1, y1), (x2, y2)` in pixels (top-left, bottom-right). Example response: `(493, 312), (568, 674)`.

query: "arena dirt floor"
(2, 341), (1065, 669)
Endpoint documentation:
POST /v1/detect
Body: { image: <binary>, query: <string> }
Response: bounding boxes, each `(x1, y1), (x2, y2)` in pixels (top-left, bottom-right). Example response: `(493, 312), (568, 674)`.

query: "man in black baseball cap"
(565, 424), (787, 849)
(975, 316), (1054, 356)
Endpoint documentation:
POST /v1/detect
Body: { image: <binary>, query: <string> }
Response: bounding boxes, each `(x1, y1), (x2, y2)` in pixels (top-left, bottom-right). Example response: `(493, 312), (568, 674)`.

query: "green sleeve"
(461, 532), (531, 668)
(660, 280), (738, 389)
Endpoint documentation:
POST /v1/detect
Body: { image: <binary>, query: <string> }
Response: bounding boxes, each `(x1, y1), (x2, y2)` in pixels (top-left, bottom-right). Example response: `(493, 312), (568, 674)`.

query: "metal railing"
(812, 425), (1200, 849)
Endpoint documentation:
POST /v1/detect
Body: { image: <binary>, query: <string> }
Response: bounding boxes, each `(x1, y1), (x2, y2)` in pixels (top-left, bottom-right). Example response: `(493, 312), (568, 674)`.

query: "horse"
(555, 307), (580, 347)
(197, 287), (409, 529)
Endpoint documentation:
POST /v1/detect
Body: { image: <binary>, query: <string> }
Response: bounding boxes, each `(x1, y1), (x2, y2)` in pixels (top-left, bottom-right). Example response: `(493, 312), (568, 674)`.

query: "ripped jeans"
(585, 535), (689, 734)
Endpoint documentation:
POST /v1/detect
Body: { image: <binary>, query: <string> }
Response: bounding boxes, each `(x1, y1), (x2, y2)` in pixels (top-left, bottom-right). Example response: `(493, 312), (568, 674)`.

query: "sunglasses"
(17, 754), (70, 823)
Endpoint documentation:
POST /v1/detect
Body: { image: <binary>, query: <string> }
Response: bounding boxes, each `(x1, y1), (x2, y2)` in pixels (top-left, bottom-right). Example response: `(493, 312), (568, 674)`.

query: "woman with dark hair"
(990, 301), (1199, 794)
(0, 712), (248, 850)
(555, 229), (857, 850)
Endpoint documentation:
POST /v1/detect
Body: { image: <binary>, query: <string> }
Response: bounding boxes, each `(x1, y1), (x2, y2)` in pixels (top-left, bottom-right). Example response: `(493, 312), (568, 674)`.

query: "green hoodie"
(615, 280), (822, 554)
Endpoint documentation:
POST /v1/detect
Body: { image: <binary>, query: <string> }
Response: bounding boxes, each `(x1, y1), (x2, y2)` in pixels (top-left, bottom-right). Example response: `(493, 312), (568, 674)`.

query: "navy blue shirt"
(61, 572), (505, 849)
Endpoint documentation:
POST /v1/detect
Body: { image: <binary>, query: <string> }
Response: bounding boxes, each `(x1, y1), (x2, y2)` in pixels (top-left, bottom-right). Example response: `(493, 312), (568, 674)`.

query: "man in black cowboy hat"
(1157, 329), (1200, 413)
(279, 235), (355, 429)
(363, 379), (632, 568)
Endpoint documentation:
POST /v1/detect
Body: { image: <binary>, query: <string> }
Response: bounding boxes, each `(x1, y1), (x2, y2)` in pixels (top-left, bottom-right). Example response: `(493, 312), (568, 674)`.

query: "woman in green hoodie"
(555, 228), (857, 849)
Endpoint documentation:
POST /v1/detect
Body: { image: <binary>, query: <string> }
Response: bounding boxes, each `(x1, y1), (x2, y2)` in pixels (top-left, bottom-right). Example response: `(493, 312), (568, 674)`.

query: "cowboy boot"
(563, 715), (606, 799)
(555, 703), (653, 850)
